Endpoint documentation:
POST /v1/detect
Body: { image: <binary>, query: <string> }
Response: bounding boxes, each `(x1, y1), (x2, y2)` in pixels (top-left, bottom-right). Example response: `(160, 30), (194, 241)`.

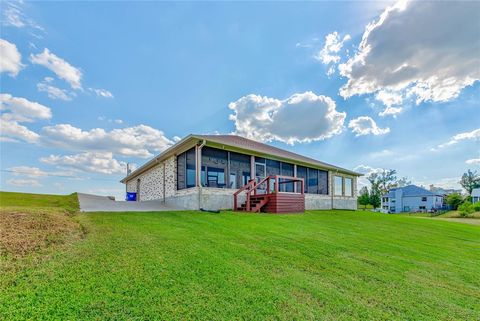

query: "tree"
(460, 170), (480, 195)
(367, 169), (397, 196)
(369, 193), (381, 209)
(446, 193), (464, 210)
(358, 186), (370, 210)
(393, 176), (412, 188)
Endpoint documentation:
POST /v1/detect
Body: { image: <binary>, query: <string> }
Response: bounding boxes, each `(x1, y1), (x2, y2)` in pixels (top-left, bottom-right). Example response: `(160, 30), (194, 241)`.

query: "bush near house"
(458, 202), (475, 217)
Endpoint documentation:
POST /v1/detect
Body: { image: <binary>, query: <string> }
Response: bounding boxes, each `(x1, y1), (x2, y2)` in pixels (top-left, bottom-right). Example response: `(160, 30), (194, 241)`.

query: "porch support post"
(293, 164), (297, 193)
(195, 145), (202, 187)
(250, 155), (255, 181)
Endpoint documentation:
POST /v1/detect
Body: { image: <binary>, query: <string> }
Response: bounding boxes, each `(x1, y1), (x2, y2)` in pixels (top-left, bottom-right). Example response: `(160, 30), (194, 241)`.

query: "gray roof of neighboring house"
(121, 134), (361, 183)
(472, 188), (480, 197)
(383, 185), (443, 198)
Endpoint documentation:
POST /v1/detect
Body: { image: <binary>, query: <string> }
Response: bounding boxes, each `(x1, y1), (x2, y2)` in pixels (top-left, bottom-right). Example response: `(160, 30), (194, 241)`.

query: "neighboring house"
(472, 188), (480, 204)
(121, 134), (361, 212)
(381, 185), (444, 213)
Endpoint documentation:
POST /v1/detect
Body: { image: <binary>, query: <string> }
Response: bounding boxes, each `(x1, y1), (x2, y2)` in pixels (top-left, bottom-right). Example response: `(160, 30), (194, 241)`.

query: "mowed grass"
(1, 193), (480, 320)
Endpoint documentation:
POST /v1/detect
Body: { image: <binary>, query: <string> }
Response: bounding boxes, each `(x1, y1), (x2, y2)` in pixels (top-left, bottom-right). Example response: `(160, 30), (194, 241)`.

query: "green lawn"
(1, 192), (480, 320)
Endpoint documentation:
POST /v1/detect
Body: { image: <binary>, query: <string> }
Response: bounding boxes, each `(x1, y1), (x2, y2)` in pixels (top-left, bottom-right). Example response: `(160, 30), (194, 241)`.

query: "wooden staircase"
(233, 175), (305, 213)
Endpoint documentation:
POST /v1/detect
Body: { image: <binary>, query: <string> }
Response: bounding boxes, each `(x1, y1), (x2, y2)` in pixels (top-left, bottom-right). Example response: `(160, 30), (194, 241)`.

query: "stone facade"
(125, 154), (357, 211)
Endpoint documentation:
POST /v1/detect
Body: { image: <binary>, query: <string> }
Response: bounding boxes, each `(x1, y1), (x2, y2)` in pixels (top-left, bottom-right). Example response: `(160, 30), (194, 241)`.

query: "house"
(121, 134), (361, 212)
(381, 185), (444, 213)
(472, 188), (480, 204)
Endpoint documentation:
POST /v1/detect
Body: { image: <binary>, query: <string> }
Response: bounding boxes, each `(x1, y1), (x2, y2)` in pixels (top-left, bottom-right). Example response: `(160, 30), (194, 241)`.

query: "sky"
(1, 0), (479, 200)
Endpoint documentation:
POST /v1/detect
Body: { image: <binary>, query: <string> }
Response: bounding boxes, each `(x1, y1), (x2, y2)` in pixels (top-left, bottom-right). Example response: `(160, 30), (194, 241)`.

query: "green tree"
(458, 202), (474, 217)
(446, 193), (464, 210)
(460, 170), (480, 195)
(369, 193), (381, 209)
(358, 186), (370, 210)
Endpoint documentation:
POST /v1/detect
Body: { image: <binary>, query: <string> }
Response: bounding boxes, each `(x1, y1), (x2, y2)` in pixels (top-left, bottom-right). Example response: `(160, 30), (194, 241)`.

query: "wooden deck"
(234, 175), (305, 213)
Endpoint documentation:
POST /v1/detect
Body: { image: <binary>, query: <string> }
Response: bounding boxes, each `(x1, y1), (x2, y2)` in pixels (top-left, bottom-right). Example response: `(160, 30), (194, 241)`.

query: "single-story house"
(121, 134), (361, 212)
(381, 185), (444, 213)
(472, 188), (480, 204)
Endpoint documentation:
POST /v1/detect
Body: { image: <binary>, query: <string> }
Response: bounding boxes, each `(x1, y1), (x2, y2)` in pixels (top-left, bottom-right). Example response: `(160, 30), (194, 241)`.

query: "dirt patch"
(0, 208), (84, 258)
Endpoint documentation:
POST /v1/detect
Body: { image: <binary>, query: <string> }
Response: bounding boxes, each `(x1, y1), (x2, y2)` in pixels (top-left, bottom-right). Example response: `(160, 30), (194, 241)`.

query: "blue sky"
(1, 0), (479, 199)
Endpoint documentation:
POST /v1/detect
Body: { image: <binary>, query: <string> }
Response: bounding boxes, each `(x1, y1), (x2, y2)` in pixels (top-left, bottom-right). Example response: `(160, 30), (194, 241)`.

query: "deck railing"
(234, 175), (304, 211)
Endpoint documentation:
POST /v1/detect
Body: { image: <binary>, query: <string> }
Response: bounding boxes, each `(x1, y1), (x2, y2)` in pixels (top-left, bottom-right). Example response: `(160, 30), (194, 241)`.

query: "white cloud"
(30, 48), (82, 89)
(8, 166), (48, 178)
(339, 0), (480, 107)
(41, 152), (128, 175)
(0, 38), (24, 76)
(0, 117), (39, 142)
(0, 94), (50, 143)
(434, 128), (480, 150)
(7, 178), (42, 187)
(0, 93), (52, 122)
(37, 78), (75, 101)
(89, 88), (114, 98)
(228, 91), (346, 144)
(316, 32), (351, 65)
(348, 116), (390, 137)
(378, 106), (403, 117)
(466, 158), (480, 165)
(1, 0), (44, 30)
(353, 164), (386, 188)
(41, 124), (174, 158)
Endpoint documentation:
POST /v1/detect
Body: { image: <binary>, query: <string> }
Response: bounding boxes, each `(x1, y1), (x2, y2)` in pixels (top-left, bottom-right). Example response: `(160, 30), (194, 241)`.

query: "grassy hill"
(1, 191), (479, 320)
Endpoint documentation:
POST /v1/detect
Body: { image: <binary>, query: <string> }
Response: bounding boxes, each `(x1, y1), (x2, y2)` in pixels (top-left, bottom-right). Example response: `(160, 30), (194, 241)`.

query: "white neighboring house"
(472, 188), (480, 204)
(381, 185), (444, 213)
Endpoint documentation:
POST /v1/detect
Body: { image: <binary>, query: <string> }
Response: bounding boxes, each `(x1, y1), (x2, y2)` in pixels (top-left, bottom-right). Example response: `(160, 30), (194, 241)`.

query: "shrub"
(474, 202), (480, 212)
(446, 193), (464, 210)
(458, 202), (474, 217)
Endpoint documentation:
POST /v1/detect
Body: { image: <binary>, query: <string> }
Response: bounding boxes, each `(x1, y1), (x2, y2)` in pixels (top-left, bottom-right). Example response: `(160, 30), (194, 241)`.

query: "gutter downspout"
(197, 139), (206, 210)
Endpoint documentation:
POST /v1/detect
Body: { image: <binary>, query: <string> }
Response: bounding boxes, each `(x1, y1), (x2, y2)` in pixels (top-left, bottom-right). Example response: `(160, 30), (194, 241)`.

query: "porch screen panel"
(185, 148), (196, 188)
(307, 168), (319, 194)
(229, 152), (251, 189)
(296, 166), (307, 193)
(318, 170), (328, 195)
(280, 162), (294, 192)
(176, 147), (196, 190)
(177, 153), (186, 190)
(201, 147), (228, 188)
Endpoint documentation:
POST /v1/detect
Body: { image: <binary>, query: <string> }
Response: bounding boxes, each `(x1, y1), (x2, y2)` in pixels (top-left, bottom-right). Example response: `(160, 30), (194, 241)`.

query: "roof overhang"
(121, 134), (362, 183)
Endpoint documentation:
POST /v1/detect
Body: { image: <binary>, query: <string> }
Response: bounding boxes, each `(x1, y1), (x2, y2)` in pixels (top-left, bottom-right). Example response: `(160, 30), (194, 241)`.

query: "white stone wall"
(164, 156), (176, 198)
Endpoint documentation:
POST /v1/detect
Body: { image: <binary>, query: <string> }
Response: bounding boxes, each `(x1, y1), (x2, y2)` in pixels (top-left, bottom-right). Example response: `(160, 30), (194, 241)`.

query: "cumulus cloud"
(41, 152), (128, 175)
(339, 0), (480, 106)
(0, 94), (51, 142)
(353, 164), (385, 188)
(228, 91), (346, 144)
(348, 116), (390, 136)
(41, 124), (174, 158)
(316, 32), (351, 65)
(0, 117), (39, 142)
(0, 93), (52, 122)
(0, 38), (24, 76)
(466, 158), (480, 165)
(7, 178), (42, 187)
(37, 77), (75, 101)
(8, 166), (48, 178)
(30, 48), (82, 89)
(434, 128), (480, 150)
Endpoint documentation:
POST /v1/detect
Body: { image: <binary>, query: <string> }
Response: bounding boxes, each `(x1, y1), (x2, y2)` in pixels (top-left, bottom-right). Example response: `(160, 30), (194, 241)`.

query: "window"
(280, 162), (294, 192)
(318, 170), (328, 195)
(334, 176), (343, 196)
(382, 197), (388, 203)
(391, 199), (396, 203)
(201, 147), (228, 188)
(421, 197), (427, 201)
(177, 148), (196, 190)
(308, 168), (319, 194)
(296, 166), (307, 192)
(419, 206), (426, 210)
(229, 152), (251, 189)
(404, 206), (410, 212)
(344, 178), (352, 197)
(390, 206), (396, 212)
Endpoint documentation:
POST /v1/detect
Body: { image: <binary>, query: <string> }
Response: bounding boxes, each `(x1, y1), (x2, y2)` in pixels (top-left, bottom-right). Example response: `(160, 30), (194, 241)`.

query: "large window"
(344, 178), (352, 197)
(334, 176), (343, 196)
(280, 162), (294, 192)
(307, 168), (319, 194)
(177, 148), (196, 190)
(229, 152), (251, 189)
(297, 165), (328, 194)
(201, 147), (228, 188)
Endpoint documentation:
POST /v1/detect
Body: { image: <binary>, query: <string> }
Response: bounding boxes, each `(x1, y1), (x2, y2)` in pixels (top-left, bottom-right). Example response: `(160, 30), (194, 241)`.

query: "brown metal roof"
(121, 134), (361, 182)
